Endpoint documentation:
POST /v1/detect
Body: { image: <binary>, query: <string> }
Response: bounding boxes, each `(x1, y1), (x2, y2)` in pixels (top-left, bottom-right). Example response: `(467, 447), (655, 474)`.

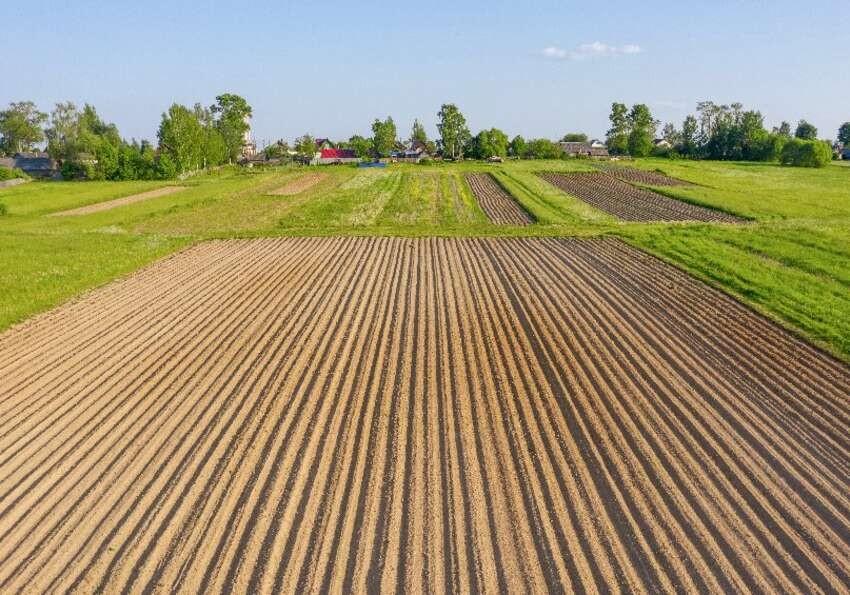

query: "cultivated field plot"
(50, 186), (186, 216)
(268, 173), (327, 195)
(541, 172), (743, 222)
(465, 173), (533, 224)
(592, 162), (693, 186)
(0, 237), (848, 593)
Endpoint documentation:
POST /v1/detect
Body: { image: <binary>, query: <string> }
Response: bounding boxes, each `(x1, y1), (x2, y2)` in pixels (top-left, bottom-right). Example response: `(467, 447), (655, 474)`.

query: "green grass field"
(1, 159), (848, 360)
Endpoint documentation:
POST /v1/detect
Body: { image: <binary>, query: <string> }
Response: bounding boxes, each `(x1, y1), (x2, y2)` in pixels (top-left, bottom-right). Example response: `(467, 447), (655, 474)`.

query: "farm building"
(313, 148), (360, 165)
(654, 138), (673, 149)
(0, 153), (60, 179)
(560, 141), (609, 158)
(315, 138), (333, 150)
(392, 140), (431, 163)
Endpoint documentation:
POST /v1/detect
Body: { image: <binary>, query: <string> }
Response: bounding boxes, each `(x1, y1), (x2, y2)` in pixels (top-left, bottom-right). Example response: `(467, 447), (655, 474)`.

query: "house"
(313, 148), (360, 165)
(0, 153), (60, 179)
(654, 138), (673, 149)
(590, 139), (606, 149)
(560, 142), (609, 158)
(315, 138), (333, 150)
(393, 140), (431, 163)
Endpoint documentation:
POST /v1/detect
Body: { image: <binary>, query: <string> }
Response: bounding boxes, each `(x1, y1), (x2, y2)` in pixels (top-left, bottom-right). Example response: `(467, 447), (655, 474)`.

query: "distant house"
(654, 138), (673, 149)
(560, 142), (609, 158)
(590, 139), (606, 149)
(0, 153), (60, 179)
(313, 148), (360, 165)
(315, 138), (333, 150)
(393, 140), (431, 163)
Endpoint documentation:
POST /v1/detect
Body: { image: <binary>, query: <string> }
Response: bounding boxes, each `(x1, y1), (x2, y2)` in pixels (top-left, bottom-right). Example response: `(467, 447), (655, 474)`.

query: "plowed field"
(0, 237), (847, 593)
(541, 172), (743, 222)
(592, 163), (693, 186)
(268, 173), (327, 195)
(465, 173), (533, 224)
(50, 186), (186, 216)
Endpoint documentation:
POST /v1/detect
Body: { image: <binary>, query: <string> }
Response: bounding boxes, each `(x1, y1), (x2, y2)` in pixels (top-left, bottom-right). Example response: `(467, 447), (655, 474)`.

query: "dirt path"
(50, 186), (186, 216)
(268, 173), (327, 195)
(0, 237), (847, 592)
(465, 173), (533, 225)
(541, 172), (743, 223)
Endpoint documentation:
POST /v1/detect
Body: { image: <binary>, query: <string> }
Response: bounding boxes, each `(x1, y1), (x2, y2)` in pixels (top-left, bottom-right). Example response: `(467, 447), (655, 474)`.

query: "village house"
(313, 148), (360, 165)
(0, 153), (60, 179)
(560, 141), (609, 158)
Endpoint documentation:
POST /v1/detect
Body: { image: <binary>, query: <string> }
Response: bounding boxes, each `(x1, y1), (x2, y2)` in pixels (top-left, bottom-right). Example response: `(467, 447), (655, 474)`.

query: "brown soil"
(50, 186), (186, 217)
(541, 172), (743, 222)
(592, 163), (694, 186)
(466, 173), (533, 225)
(0, 237), (847, 592)
(268, 173), (327, 195)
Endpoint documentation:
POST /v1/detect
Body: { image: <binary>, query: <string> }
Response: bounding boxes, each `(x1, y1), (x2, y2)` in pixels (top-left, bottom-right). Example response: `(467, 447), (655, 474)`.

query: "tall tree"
(347, 135), (373, 158)
(795, 120), (818, 140)
(661, 123), (680, 146)
(211, 93), (252, 162)
(627, 104), (656, 157)
(294, 134), (316, 158)
(0, 101), (47, 154)
(836, 122), (850, 146)
(157, 103), (204, 174)
(773, 121), (792, 137)
(509, 135), (527, 158)
(371, 116), (397, 157)
(605, 102), (629, 155)
(436, 103), (471, 160)
(410, 119), (428, 144)
(679, 115), (699, 157)
(45, 102), (81, 160)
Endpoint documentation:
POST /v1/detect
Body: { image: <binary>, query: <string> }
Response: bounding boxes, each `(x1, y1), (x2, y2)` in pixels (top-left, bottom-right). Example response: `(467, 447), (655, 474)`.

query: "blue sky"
(3, 1), (848, 146)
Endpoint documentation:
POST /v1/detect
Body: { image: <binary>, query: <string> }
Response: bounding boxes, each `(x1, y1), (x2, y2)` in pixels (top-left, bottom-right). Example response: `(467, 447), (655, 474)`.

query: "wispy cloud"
(542, 42), (643, 61)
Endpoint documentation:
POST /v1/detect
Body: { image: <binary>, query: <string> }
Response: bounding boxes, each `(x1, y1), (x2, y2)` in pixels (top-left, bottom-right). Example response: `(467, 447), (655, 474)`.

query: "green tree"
(45, 102), (82, 160)
(794, 120), (818, 140)
(348, 135), (373, 158)
(509, 135), (527, 158)
(0, 101), (47, 154)
(605, 102), (629, 155)
(371, 117), (397, 157)
(773, 121), (792, 138)
(294, 134), (316, 158)
(437, 103), (471, 160)
(837, 122), (850, 146)
(560, 132), (588, 142)
(627, 104), (655, 157)
(211, 93), (252, 162)
(470, 128), (508, 159)
(781, 138), (832, 167)
(525, 138), (562, 159)
(410, 119), (428, 144)
(157, 103), (204, 174)
(679, 115), (699, 157)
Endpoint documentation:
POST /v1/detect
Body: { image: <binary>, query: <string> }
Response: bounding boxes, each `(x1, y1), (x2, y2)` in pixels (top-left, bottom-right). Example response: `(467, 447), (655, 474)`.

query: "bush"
(780, 139), (833, 168)
(0, 202), (7, 216)
(0, 166), (27, 181)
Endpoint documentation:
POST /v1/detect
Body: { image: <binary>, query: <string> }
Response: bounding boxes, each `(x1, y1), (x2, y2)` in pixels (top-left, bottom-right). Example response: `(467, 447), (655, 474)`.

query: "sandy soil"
(268, 173), (327, 195)
(466, 173), (533, 224)
(541, 172), (743, 222)
(0, 237), (847, 593)
(50, 186), (186, 216)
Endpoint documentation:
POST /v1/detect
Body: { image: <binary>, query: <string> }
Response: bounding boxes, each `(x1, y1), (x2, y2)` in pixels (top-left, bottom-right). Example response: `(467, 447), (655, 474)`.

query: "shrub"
(0, 202), (7, 216)
(780, 139), (833, 168)
(0, 166), (27, 181)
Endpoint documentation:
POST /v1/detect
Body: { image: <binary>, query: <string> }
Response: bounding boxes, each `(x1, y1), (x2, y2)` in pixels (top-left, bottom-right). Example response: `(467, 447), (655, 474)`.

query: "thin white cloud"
(542, 41), (643, 61)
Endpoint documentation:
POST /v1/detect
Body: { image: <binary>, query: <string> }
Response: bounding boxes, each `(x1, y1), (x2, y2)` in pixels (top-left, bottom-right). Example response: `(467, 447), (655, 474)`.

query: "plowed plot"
(466, 173), (533, 224)
(268, 173), (327, 195)
(593, 162), (693, 186)
(50, 186), (185, 216)
(1, 237), (848, 593)
(542, 172), (743, 222)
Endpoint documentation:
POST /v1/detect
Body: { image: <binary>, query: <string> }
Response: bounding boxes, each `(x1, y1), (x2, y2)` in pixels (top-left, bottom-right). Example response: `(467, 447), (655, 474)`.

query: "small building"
(654, 138), (673, 149)
(394, 140), (431, 163)
(315, 138), (333, 151)
(0, 153), (60, 179)
(313, 148), (360, 165)
(560, 142), (609, 158)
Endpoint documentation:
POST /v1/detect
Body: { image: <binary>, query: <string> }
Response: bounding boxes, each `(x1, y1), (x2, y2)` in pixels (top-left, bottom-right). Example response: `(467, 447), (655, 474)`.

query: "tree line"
(0, 95), (252, 180)
(605, 101), (844, 167)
